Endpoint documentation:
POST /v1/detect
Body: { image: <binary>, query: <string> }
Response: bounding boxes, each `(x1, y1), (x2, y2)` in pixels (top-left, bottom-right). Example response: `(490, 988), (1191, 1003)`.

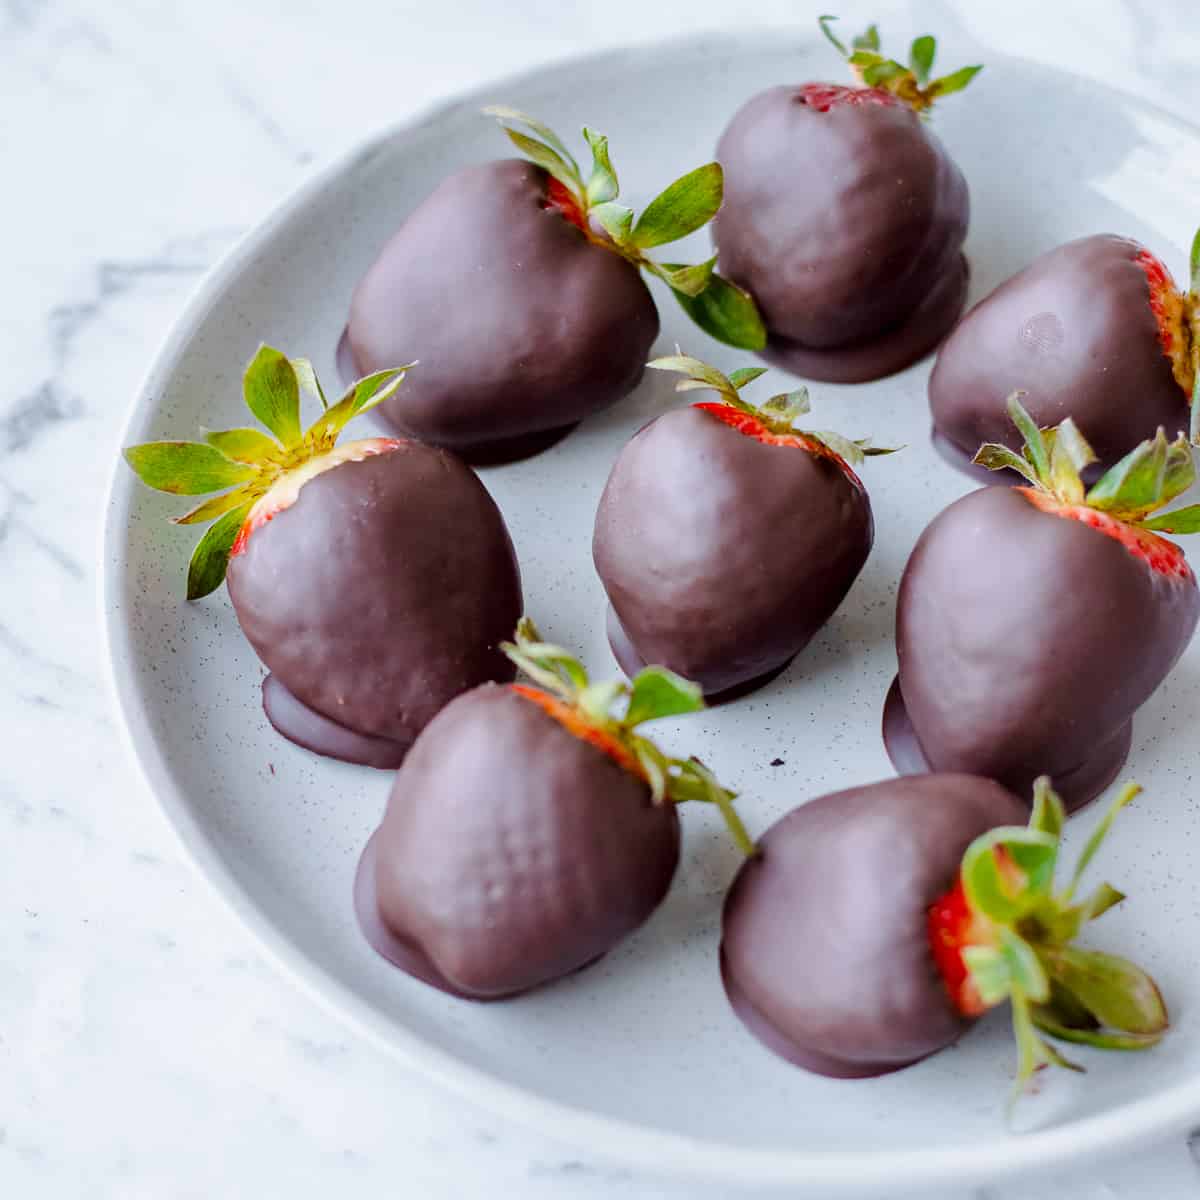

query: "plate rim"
(99, 28), (1200, 1192)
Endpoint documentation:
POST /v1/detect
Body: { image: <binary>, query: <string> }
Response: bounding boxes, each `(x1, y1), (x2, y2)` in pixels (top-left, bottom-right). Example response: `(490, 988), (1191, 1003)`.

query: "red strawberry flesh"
(927, 875), (992, 1017)
(799, 82), (903, 112)
(230, 436), (404, 557)
(1134, 248), (1192, 393)
(511, 683), (645, 781)
(1017, 486), (1193, 581)
(693, 401), (863, 487)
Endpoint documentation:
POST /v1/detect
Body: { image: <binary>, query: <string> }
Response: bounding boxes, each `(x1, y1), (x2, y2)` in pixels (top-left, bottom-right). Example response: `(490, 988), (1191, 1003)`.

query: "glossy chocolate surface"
(361, 684), (680, 999)
(930, 235), (1188, 472)
(346, 159), (659, 459)
(262, 674), (408, 770)
(893, 486), (1199, 806)
(713, 85), (969, 381)
(721, 775), (1027, 1077)
(593, 406), (873, 697)
(226, 444), (522, 764)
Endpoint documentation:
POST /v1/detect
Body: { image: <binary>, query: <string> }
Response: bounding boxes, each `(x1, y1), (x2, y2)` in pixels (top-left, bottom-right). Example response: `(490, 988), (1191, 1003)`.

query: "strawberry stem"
(501, 620), (752, 856)
(123, 347), (413, 599)
(483, 107), (766, 350)
(954, 776), (1168, 1105)
(818, 15), (982, 114)
(647, 351), (897, 465)
(974, 393), (1200, 533)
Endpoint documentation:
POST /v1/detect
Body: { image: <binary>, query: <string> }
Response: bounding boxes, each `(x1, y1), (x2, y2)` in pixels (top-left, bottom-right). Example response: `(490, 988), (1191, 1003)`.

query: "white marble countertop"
(6, 1), (1200, 1196)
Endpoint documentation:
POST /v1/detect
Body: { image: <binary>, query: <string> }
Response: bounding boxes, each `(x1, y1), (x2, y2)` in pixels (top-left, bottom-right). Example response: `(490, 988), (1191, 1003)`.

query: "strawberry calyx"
(1135, 235), (1199, 401)
(483, 106), (766, 351)
(818, 16), (982, 115)
(647, 352), (897, 481)
(931, 775), (1168, 1106)
(123, 346), (414, 599)
(974, 393), (1200, 562)
(501, 618), (755, 856)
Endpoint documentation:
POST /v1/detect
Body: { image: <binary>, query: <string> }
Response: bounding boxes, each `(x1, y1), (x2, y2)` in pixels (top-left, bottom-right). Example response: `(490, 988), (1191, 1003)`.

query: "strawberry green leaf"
(647, 353), (737, 398)
(632, 739), (669, 804)
(1189, 223), (1200, 296)
(761, 387), (811, 426)
(962, 828), (1057, 922)
(728, 367), (768, 390)
(1067, 782), (1140, 898)
(1042, 946), (1168, 1036)
(909, 35), (936, 83)
(291, 357), (327, 410)
(674, 756), (756, 857)
(483, 106), (581, 182)
(124, 441), (258, 495)
(848, 50), (885, 69)
(624, 666), (704, 728)
(172, 485), (258, 526)
(243, 345), (303, 448)
(853, 23), (881, 52)
(818, 15), (849, 57)
(205, 427), (281, 465)
(583, 127), (618, 205)
(632, 162), (723, 250)
(1003, 392), (1050, 481)
(999, 928), (1050, 1003)
(590, 201), (634, 247)
(306, 365), (411, 446)
(962, 945), (1011, 1007)
(1031, 1010), (1163, 1051)
(928, 64), (983, 99)
(1048, 417), (1094, 504)
(671, 272), (767, 350)
(1029, 776), (1066, 839)
(1085, 429), (1196, 518)
(649, 255), (717, 298)
(862, 59), (907, 87)
(1142, 503), (1200, 533)
(186, 502), (252, 601)
(972, 443), (1039, 485)
(1078, 881), (1126, 922)
(498, 127), (580, 195)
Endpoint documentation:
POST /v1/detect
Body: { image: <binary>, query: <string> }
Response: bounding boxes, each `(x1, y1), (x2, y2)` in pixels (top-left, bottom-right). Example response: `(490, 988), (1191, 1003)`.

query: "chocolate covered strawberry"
(593, 354), (893, 699)
(345, 109), (764, 464)
(355, 619), (752, 999)
(886, 396), (1200, 810)
(722, 774), (1167, 1095)
(712, 18), (979, 383)
(931, 230), (1200, 476)
(124, 347), (522, 768)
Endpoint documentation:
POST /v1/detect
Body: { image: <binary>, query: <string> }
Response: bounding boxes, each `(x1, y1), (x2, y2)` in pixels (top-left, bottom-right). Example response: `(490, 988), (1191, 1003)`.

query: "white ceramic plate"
(101, 30), (1200, 1195)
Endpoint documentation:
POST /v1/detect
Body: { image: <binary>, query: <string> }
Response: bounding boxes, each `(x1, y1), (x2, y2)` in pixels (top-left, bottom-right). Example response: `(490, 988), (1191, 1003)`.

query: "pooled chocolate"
(226, 444), (522, 766)
(930, 235), (1189, 474)
(713, 84), (969, 383)
(593, 405), (873, 699)
(721, 774), (1027, 1077)
(890, 486), (1199, 810)
(358, 684), (680, 998)
(346, 160), (658, 460)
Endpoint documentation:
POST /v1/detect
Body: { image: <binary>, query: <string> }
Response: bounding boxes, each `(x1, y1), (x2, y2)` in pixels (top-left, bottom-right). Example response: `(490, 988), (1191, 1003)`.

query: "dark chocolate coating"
(261, 674), (408, 770)
(593, 407), (873, 696)
(713, 85), (968, 377)
(721, 774), (1028, 1077)
(364, 684), (680, 998)
(226, 444), (522, 762)
(894, 487), (1199, 804)
(347, 160), (659, 457)
(929, 235), (1188, 472)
